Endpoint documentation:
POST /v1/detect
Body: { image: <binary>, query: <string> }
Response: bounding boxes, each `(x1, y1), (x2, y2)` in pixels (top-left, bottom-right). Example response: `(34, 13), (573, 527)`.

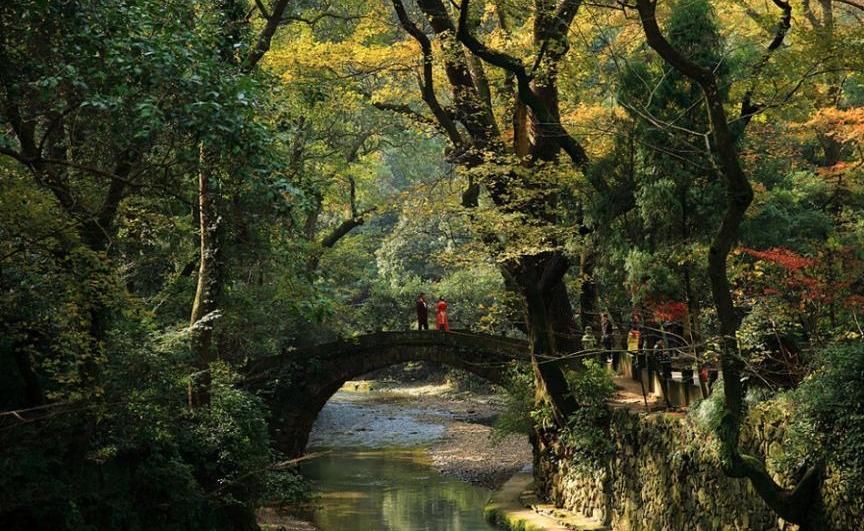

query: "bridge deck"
(244, 330), (531, 384)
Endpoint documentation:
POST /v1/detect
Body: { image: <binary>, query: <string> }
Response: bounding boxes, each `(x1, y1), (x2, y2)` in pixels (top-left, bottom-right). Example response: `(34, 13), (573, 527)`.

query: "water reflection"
(301, 448), (497, 531)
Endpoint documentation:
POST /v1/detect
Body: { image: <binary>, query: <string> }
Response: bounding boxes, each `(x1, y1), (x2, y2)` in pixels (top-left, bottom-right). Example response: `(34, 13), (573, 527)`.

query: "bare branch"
(835, 0), (864, 11)
(371, 101), (440, 129)
(281, 12), (365, 27)
(320, 207), (376, 248)
(253, 0), (270, 19)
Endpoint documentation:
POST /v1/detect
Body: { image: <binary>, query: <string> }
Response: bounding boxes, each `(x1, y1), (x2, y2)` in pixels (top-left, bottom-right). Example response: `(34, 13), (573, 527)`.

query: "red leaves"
(845, 295), (864, 311)
(648, 300), (688, 322)
(739, 246), (864, 311)
(740, 247), (814, 271)
(806, 107), (864, 146)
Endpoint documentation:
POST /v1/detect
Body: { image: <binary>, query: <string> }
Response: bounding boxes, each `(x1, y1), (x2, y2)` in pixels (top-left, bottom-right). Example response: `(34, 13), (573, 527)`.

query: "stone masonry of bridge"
(244, 330), (530, 457)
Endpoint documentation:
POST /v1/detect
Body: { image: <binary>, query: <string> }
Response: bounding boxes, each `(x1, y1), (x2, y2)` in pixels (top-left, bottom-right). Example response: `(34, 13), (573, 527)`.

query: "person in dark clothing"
(416, 292), (428, 330)
(601, 312), (615, 369)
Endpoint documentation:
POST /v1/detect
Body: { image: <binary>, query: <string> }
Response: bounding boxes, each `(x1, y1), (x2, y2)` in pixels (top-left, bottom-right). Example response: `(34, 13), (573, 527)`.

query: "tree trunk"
(547, 277), (580, 354)
(401, 0), (582, 426)
(523, 277), (578, 424)
(636, 0), (821, 523)
(189, 143), (222, 407)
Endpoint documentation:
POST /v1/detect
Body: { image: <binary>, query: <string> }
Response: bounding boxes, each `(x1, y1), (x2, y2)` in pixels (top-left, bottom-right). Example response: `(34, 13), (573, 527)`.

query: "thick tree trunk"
(547, 277), (580, 354)
(523, 276), (578, 424)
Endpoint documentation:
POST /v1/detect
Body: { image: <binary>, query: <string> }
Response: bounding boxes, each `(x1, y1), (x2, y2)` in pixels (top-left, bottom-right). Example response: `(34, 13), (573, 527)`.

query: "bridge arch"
(244, 331), (529, 456)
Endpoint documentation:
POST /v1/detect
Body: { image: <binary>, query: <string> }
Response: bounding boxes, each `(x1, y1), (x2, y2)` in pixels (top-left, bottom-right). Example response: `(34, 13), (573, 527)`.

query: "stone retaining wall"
(536, 405), (860, 530)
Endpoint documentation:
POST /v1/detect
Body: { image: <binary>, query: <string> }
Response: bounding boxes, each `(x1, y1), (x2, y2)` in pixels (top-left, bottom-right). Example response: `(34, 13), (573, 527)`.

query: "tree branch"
(740, 0), (791, 127)
(456, 0), (603, 190)
(835, 0), (864, 12)
(243, 0), (292, 72)
(539, 0), (584, 63)
(414, 0), (499, 144)
(281, 12), (365, 27)
(802, 0), (822, 28)
(391, 0), (463, 147)
(320, 207), (376, 248)
(253, 0), (271, 19)
(371, 101), (440, 129)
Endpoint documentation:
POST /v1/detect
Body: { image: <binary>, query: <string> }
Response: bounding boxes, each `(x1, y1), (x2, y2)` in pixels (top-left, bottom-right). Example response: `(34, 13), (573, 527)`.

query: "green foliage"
(624, 248), (683, 305)
(558, 360), (615, 467)
(261, 469), (313, 507)
(737, 298), (807, 382)
(787, 342), (864, 488)
(666, 0), (724, 71)
(523, 360), (615, 466)
(0, 338), (306, 530)
(493, 359), (615, 466)
(689, 377), (726, 437)
(0, 0), (313, 527)
(2, 0), (864, 526)
(741, 172), (834, 250)
(610, 0), (729, 315)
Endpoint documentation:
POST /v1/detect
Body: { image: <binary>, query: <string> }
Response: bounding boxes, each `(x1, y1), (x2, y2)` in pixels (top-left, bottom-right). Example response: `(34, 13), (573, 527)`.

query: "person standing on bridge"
(416, 292), (429, 330)
(436, 297), (450, 332)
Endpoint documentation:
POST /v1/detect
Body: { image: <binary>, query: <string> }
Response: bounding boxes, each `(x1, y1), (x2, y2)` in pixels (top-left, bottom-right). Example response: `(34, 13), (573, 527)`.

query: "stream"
(297, 388), (501, 531)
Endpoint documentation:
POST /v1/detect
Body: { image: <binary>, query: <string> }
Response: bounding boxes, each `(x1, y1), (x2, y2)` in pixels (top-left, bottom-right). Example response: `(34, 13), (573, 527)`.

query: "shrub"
(559, 360), (615, 467)
(788, 342), (864, 488)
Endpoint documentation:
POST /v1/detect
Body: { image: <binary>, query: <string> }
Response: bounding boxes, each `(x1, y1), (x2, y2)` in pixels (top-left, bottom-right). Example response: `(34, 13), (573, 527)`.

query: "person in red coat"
(436, 297), (450, 332)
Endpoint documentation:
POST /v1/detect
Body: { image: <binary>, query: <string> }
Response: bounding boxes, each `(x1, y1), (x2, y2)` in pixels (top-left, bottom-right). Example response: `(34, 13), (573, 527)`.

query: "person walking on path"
(436, 297), (450, 332)
(601, 312), (615, 368)
(416, 292), (429, 330)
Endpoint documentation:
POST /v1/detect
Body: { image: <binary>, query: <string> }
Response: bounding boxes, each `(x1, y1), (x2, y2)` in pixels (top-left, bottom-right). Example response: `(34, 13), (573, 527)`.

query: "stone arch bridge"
(243, 330), (530, 456)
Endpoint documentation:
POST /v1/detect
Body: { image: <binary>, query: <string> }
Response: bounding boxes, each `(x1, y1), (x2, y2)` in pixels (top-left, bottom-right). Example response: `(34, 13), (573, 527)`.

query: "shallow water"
(307, 390), (447, 448)
(300, 448), (497, 531)
(299, 389), (498, 531)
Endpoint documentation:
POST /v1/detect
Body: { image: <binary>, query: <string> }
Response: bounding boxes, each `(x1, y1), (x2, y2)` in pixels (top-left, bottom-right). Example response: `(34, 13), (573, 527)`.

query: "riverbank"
(485, 466), (608, 531)
(367, 380), (532, 489)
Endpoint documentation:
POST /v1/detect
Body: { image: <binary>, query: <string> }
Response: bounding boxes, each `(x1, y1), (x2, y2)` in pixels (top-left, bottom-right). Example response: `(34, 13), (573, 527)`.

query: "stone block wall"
(536, 406), (860, 531)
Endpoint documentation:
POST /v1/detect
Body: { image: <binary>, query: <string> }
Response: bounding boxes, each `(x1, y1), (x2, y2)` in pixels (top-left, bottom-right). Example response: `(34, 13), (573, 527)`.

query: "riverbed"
(259, 382), (531, 531)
